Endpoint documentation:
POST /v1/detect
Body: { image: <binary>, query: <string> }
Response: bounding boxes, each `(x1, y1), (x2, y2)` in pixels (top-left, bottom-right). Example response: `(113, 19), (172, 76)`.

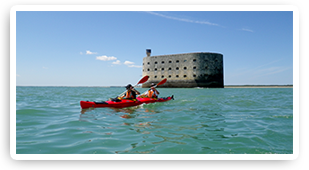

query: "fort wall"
(142, 52), (224, 88)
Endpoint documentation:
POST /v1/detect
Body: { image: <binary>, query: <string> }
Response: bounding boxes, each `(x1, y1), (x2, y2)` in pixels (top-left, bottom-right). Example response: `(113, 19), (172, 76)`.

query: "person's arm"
(132, 88), (140, 95)
(155, 89), (160, 95)
(120, 91), (126, 99)
(139, 90), (148, 97)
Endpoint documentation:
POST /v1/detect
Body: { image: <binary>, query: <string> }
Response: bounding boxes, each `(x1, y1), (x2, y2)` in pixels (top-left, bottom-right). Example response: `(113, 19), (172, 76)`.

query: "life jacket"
(147, 89), (157, 98)
(125, 90), (136, 99)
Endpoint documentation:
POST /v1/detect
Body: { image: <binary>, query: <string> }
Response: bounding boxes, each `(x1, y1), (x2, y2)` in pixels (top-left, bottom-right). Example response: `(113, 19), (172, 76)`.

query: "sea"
(15, 86), (293, 155)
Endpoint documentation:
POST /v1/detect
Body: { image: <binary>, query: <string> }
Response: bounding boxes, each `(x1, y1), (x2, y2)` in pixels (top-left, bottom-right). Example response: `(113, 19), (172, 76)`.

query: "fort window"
(154, 76), (157, 78)
(176, 60), (179, 63)
(154, 68), (157, 71)
(184, 67), (187, 70)
(193, 66), (196, 70)
(193, 59), (196, 62)
(176, 67), (179, 70)
(147, 62), (150, 65)
(155, 61), (158, 64)
(193, 74), (196, 77)
(162, 75), (164, 78)
(176, 75), (179, 78)
(162, 68), (164, 71)
(184, 60), (187, 62)
(147, 68), (150, 71)
(169, 61), (172, 63)
(162, 61), (165, 64)
(184, 75), (187, 78)
(168, 67), (172, 70)
(169, 75), (171, 78)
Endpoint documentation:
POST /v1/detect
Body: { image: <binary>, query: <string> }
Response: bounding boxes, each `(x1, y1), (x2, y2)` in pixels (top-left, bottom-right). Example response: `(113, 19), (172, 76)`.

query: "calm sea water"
(16, 86), (293, 154)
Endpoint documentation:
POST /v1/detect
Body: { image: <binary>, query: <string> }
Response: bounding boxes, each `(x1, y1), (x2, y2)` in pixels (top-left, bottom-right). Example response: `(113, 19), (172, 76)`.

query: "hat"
(150, 83), (156, 87)
(126, 84), (132, 89)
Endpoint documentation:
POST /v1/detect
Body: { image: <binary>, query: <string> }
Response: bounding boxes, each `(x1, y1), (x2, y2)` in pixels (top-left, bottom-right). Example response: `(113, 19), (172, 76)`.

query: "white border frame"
(10, 5), (299, 160)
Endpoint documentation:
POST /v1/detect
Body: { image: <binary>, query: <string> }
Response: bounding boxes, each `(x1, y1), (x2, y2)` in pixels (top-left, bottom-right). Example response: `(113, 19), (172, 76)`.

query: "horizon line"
(16, 84), (293, 87)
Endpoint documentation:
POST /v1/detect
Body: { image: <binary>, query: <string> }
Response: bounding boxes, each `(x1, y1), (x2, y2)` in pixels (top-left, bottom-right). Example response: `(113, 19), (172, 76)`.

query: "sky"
(15, 8), (294, 86)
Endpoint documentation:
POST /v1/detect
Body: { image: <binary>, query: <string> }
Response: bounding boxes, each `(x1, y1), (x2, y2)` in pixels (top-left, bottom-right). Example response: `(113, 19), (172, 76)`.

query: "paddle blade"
(157, 78), (167, 86)
(137, 75), (149, 85)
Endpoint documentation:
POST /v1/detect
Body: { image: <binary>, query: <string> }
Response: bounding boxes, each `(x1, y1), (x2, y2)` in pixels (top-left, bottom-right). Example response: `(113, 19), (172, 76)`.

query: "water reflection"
(80, 108), (94, 114)
(152, 134), (187, 145)
(79, 105), (231, 154)
(80, 105), (141, 114)
(80, 106), (140, 119)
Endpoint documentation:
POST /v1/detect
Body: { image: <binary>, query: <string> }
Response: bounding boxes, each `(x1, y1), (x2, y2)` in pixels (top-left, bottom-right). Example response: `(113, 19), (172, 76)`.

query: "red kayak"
(137, 95), (174, 104)
(80, 95), (174, 109)
(80, 99), (142, 109)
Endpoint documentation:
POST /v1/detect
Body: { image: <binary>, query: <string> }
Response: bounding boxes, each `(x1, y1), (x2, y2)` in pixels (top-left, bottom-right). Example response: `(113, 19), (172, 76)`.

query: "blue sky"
(16, 9), (294, 86)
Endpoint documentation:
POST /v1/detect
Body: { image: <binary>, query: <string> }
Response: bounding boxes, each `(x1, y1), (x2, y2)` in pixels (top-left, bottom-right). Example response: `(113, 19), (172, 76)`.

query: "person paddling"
(120, 84), (140, 100)
(146, 83), (160, 98)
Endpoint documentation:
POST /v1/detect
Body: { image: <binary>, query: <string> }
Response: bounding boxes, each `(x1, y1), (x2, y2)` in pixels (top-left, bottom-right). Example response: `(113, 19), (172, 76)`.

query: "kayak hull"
(137, 95), (174, 104)
(80, 100), (142, 109)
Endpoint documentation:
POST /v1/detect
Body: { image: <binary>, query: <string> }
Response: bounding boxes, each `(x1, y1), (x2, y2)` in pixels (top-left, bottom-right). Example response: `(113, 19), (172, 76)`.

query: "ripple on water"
(16, 87), (293, 154)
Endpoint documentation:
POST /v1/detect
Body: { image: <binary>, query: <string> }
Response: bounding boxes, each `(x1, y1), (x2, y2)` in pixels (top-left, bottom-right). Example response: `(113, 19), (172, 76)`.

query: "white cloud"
(107, 60), (142, 68)
(124, 61), (135, 65)
(112, 60), (121, 65)
(96, 56), (117, 61)
(255, 67), (291, 76)
(43, 66), (48, 69)
(252, 59), (282, 70)
(86, 50), (97, 55)
(128, 65), (142, 68)
(230, 59), (286, 78)
(145, 11), (220, 26)
(123, 61), (142, 68)
(241, 28), (254, 32)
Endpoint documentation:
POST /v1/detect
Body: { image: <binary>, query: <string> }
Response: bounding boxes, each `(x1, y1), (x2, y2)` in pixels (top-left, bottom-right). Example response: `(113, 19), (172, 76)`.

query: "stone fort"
(142, 49), (224, 88)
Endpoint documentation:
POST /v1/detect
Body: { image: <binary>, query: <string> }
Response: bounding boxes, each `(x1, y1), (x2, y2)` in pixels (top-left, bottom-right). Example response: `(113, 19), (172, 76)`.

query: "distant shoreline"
(16, 85), (293, 88)
(224, 85), (293, 88)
